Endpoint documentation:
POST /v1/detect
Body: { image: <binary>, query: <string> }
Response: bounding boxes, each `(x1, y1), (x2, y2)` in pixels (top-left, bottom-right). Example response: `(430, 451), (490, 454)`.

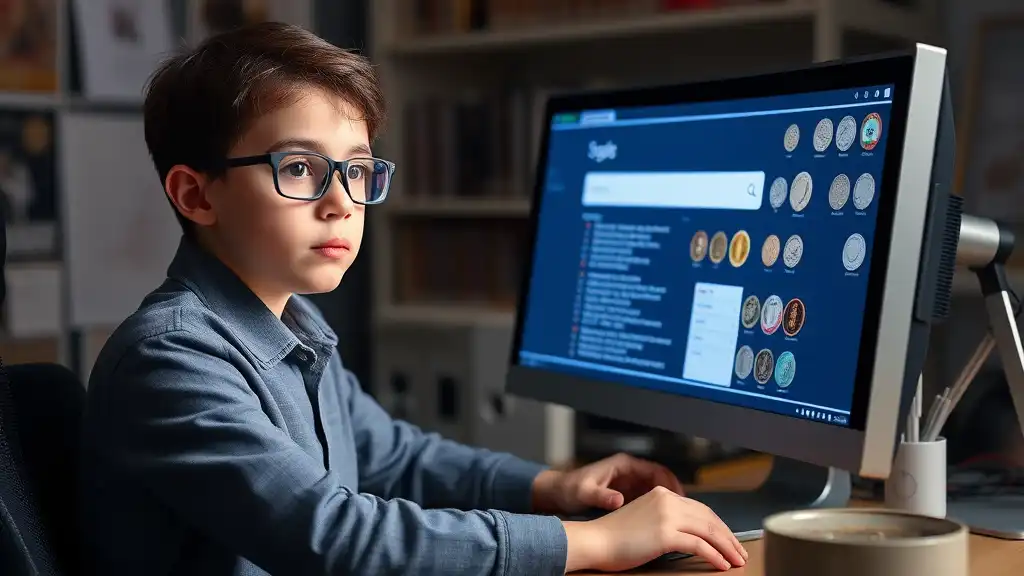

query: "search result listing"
(569, 220), (672, 371)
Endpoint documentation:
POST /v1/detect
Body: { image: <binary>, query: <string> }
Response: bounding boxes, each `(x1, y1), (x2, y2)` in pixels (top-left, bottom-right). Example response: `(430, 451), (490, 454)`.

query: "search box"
(581, 171), (765, 210)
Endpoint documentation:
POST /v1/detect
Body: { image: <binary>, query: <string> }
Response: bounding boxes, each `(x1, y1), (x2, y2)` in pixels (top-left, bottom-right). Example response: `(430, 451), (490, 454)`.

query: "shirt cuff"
(488, 457), (547, 514)
(496, 511), (568, 576)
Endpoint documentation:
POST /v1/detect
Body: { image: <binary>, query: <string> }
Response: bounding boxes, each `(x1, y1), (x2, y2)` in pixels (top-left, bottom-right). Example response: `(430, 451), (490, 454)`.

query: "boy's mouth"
(312, 238), (352, 259)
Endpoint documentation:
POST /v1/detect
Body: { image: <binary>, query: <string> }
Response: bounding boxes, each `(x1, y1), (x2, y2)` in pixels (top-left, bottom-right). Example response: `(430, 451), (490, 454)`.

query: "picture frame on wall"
(0, 0), (58, 93)
(0, 106), (58, 260)
(956, 15), (1024, 267)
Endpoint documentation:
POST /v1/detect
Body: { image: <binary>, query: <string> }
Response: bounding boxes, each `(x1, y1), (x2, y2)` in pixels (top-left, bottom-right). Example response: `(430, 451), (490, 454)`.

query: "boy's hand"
(561, 486), (748, 572)
(531, 452), (684, 515)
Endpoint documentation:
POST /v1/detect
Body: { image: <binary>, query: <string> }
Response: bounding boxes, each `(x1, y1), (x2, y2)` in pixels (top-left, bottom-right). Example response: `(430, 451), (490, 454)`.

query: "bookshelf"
(368, 0), (943, 330)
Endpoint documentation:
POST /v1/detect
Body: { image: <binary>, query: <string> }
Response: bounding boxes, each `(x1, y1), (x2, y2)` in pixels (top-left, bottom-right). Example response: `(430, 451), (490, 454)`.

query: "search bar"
(581, 171), (765, 210)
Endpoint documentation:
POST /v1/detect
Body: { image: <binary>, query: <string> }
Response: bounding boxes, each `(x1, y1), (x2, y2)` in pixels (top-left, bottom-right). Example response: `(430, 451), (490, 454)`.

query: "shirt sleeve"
(344, 367), (548, 515)
(93, 329), (568, 576)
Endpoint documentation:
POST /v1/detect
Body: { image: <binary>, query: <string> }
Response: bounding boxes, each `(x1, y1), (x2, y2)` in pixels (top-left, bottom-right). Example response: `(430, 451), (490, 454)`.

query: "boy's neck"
(192, 233), (291, 318)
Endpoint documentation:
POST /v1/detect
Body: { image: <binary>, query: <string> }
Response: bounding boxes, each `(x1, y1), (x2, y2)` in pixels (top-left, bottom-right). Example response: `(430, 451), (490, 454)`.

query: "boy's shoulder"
(90, 278), (231, 382)
(91, 275), (334, 389)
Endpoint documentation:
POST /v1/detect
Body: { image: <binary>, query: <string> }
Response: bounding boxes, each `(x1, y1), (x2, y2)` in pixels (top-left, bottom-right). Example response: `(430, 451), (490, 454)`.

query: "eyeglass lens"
(276, 153), (389, 202)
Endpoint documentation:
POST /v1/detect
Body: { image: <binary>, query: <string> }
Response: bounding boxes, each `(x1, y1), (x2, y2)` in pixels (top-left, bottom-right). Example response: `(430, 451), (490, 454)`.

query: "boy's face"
(203, 89), (368, 303)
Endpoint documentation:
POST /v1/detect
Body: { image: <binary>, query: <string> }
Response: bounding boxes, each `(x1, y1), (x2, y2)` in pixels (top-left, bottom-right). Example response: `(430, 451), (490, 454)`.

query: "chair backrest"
(0, 213), (84, 575)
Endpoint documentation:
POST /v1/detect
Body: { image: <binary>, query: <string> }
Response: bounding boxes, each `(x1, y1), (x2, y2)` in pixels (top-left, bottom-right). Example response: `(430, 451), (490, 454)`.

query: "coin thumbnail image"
(835, 115), (858, 152)
(861, 112), (883, 150)
(729, 230), (751, 267)
(769, 177), (788, 209)
(774, 351), (796, 388)
(843, 233), (867, 272)
(783, 234), (804, 268)
(754, 349), (775, 384)
(741, 295), (761, 329)
(690, 230), (708, 262)
(828, 173), (851, 211)
(783, 298), (806, 337)
(709, 231), (728, 264)
(784, 123), (800, 152)
(789, 171), (812, 212)
(735, 345), (755, 380)
(853, 173), (875, 210)
(813, 117), (834, 152)
(761, 294), (784, 335)
(762, 234), (781, 267)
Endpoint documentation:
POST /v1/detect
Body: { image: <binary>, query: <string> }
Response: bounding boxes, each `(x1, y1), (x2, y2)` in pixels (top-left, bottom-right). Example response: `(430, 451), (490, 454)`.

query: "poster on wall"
(187, 0), (312, 43)
(0, 0), (58, 92)
(0, 107), (57, 260)
(60, 113), (180, 328)
(70, 0), (175, 101)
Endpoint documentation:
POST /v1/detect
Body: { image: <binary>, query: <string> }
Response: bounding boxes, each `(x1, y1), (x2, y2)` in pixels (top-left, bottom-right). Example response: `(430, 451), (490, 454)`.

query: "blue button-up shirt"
(78, 237), (568, 575)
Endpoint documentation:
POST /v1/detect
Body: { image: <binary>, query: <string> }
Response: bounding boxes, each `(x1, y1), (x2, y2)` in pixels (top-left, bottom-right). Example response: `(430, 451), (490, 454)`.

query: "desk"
(572, 456), (1024, 575)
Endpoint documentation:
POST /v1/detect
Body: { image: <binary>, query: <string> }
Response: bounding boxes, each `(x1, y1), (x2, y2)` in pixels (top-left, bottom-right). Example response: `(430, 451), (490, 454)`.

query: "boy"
(78, 22), (747, 575)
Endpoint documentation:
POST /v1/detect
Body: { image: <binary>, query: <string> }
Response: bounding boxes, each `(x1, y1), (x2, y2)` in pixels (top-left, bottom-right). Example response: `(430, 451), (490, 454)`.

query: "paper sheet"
(4, 262), (62, 338)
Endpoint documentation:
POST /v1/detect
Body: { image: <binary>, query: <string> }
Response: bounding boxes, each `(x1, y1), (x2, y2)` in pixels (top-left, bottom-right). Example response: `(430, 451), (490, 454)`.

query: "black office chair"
(0, 215), (85, 575)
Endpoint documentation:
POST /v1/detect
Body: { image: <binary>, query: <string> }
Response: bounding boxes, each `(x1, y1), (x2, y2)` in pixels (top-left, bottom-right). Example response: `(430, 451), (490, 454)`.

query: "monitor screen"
(516, 84), (898, 430)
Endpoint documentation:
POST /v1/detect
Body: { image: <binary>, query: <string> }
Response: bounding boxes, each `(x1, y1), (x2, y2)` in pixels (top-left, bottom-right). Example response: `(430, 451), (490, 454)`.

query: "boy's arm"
(92, 331), (567, 576)
(345, 367), (547, 513)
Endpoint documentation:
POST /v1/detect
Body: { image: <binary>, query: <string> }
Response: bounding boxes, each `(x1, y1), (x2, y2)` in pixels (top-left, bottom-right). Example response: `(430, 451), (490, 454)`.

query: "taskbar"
(518, 350), (850, 427)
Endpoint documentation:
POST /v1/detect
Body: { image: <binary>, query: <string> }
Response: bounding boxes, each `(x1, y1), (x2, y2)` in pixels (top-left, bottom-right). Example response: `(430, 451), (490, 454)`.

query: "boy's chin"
(295, 271), (346, 295)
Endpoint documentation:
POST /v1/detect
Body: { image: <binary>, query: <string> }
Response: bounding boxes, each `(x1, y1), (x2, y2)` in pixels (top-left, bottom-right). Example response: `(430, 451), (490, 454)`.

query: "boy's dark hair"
(143, 22), (386, 234)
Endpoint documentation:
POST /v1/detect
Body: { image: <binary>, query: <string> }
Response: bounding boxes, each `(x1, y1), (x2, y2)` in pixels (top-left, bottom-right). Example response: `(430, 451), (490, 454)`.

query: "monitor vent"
(933, 194), (964, 321)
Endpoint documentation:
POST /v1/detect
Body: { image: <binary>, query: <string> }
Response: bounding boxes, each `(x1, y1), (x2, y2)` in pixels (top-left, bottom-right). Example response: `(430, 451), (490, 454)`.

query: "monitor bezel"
(507, 45), (947, 477)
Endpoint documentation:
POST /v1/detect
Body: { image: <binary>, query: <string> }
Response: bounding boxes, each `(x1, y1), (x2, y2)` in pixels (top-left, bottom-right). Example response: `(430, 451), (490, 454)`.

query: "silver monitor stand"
(946, 214), (1024, 540)
(690, 457), (851, 539)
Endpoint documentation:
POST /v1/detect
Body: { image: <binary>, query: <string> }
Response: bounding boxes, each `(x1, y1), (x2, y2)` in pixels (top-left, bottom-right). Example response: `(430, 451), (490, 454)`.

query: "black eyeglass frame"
(219, 151), (395, 204)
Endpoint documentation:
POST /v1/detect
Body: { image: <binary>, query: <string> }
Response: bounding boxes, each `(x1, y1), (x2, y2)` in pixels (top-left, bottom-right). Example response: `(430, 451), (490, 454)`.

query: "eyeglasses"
(220, 152), (395, 204)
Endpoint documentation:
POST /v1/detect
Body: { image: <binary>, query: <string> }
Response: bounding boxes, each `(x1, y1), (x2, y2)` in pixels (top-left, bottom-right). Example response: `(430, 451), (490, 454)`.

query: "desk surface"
(572, 456), (1024, 575)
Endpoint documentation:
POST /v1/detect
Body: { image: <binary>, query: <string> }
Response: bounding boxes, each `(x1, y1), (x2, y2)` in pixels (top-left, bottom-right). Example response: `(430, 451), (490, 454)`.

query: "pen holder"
(884, 437), (947, 518)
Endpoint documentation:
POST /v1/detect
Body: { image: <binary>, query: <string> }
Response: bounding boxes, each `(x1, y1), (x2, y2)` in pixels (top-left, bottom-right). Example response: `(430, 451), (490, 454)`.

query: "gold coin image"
(741, 295), (760, 329)
(762, 234), (780, 267)
(709, 231), (728, 264)
(690, 230), (708, 262)
(729, 230), (750, 267)
(783, 298), (806, 337)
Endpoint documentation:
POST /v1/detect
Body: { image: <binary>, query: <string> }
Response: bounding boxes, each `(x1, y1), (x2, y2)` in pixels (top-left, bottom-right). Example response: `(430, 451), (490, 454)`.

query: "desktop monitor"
(507, 44), (956, 486)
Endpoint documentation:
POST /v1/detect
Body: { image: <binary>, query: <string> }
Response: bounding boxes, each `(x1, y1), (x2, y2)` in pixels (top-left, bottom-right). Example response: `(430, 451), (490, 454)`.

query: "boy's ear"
(165, 165), (217, 227)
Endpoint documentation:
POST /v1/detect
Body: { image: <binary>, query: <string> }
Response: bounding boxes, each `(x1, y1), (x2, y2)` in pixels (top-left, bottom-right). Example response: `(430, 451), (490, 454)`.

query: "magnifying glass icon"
(747, 184), (756, 196)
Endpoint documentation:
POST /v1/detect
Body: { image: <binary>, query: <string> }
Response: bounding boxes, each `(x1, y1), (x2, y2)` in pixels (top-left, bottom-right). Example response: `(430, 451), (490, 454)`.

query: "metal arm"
(946, 214), (1024, 539)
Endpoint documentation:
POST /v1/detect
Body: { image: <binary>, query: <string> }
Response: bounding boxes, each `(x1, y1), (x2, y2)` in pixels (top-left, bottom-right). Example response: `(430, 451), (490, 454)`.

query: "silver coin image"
(754, 349), (775, 384)
(835, 115), (858, 151)
(789, 172), (812, 212)
(769, 177), (788, 209)
(828, 173), (851, 210)
(783, 234), (804, 268)
(784, 124), (800, 152)
(813, 118), (834, 152)
(760, 295), (784, 335)
(853, 173), (875, 210)
(741, 295), (761, 329)
(843, 233), (867, 271)
(735, 345), (755, 380)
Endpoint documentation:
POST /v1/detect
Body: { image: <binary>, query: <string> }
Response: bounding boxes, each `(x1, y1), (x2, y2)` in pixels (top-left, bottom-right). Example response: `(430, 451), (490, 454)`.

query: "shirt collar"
(166, 236), (338, 368)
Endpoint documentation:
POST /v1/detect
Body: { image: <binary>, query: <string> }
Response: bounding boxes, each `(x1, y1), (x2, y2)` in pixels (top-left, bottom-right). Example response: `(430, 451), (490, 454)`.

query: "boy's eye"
(283, 162), (312, 178)
(346, 164), (365, 181)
